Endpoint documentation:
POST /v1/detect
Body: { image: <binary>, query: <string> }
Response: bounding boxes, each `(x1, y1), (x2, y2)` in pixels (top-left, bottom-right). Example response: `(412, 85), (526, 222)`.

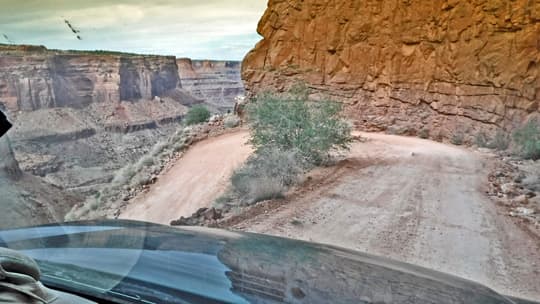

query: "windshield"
(0, 1), (539, 303)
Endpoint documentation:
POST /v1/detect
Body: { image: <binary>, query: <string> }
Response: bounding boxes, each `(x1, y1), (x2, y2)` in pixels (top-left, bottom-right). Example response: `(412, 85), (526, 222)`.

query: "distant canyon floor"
(120, 129), (540, 301)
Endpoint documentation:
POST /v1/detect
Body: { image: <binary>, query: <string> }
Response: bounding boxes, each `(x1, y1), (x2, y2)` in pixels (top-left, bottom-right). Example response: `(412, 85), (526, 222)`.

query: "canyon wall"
(178, 58), (244, 111)
(242, 0), (540, 139)
(0, 45), (194, 209)
(0, 45), (246, 224)
(0, 45), (181, 112)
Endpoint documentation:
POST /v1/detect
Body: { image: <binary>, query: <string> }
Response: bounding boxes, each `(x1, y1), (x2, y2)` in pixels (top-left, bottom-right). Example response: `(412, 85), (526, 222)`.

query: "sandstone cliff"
(0, 45), (182, 112)
(0, 45), (246, 224)
(243, 0), (540, 139)
(178, 58), (244, 111)
(0, 45), (193, 204)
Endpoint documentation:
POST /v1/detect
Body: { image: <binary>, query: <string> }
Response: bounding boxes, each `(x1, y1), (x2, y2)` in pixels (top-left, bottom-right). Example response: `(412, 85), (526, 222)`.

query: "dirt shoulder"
(224, 132), (540, 301)
(119, 129), (252, 224)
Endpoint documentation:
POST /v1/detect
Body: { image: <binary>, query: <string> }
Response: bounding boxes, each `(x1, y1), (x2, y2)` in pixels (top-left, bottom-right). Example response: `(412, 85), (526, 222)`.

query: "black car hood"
(0, 220), (526, 304)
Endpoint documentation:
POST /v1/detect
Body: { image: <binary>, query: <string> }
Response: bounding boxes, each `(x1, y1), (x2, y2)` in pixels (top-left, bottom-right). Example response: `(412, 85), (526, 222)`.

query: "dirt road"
(228, 132), (540, 300)
(120, 130), (252, 224)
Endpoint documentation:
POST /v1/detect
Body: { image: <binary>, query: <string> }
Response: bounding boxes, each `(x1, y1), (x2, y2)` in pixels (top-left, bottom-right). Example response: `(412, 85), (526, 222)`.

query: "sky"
(0, 0), (267, 60)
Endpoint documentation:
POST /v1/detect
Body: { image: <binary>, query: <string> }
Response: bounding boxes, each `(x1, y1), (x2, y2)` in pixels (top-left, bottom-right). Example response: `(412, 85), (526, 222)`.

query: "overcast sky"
(0, 0), (267, 60)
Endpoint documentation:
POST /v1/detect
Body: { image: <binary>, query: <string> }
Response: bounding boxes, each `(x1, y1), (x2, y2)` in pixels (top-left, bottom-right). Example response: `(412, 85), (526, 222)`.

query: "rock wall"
(0, 45), (193, 205)
(242, 0), (540, 139)
(178, 58), (244, 111)
(0, 45), (180, 112)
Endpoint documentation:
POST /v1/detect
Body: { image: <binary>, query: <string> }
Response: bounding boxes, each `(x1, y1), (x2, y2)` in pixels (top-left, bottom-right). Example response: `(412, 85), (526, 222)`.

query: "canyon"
(178, 58), (244, 112)
(242, 0), (540, 141)
(0, 44), (244, 226)
(0, 2), (539, 300)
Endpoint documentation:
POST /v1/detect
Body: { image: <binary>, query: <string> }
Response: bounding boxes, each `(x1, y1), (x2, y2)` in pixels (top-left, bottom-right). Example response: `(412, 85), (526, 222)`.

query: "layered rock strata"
(0, 45), (193, 202)
(178, 58), (244, 111)
(242, 0), (540, 139)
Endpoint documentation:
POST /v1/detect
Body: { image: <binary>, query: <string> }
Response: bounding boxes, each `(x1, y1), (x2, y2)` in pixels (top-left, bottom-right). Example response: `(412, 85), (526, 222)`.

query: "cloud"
(0, 0), (267, 60)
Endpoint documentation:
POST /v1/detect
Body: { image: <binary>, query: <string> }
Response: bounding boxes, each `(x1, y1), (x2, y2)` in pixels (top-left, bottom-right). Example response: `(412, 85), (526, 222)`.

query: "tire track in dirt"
(225, 132), (540, 300)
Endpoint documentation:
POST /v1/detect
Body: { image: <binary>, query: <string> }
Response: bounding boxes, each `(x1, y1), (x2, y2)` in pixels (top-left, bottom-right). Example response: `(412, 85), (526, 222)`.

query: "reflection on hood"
(0, 110), (11, 138)
(0, 220), (522, 304)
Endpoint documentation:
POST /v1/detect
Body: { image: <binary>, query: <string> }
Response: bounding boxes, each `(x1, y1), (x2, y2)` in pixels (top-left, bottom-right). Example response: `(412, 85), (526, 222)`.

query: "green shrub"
(185, 105), (211, 125)
(451, 132), (464, 145)
(418, 128), (429, 139)
(513, 119), (540, 160)
(247, 85), (352, 165)
(475, 130), (509, 150)
(112, 164), (137, 186)
(226, 84), (352, 206)
(140, 155), (155, 166)
(214, 192), (235, 208)
(489, 130), (510, 151)
(475, 132), (488, 147)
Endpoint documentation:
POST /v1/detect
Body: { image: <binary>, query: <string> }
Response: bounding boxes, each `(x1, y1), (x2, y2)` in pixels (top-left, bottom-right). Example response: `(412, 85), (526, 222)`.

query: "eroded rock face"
(178, 58), (244, 111)
(243, 0), (540, 139)
(0, 46), (180, 111)
(0, 45), (192, 202)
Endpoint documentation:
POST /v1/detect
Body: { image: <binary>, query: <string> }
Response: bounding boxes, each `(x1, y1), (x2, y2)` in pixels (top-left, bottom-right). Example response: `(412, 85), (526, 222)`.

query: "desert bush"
(418, 128), (429, 139)
(171, 141), (185, 152)
(489, 130), (510, 151)
(451, 132), (464, 145)
(513, 119), (540, 160)
(475, 132), (488, 147)
(231, 149), (306, 204)
(247, 85), (352, 165)
(224, 115), (241, 128)
(214, 192), (235, 209)
(225, 84), (351, 205)
(185, 105), (211, 125)
(112, 164), (137, 186)
(387, 125), (410, 136)
(245, 176), (286, 203)
(475, 130), (509, 150)
(140, 155), (155, 166)
(150, 140), (169, 156)
(130, 174), (152, 189)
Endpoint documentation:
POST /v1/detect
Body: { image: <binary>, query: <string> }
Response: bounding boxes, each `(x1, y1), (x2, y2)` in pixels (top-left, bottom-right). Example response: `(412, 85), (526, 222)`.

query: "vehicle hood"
(0, 220), (528, 304)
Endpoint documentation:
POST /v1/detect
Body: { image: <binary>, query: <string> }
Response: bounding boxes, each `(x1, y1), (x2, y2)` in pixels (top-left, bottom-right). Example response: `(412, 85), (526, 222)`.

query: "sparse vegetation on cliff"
(65, 127), (190, 221)
(185, 105), (211, 125)
(451, 132), (464, 146)
(513, 119), (540, 160)
(491, 131), (510, 151)
(475, 130), (510, 151)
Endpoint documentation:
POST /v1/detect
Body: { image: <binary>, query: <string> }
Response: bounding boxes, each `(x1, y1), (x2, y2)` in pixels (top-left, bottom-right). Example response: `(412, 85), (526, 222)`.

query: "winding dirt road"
(228, 132), (540, 300)
(120, 130), (252, 224)
(121, 129), (539, 300)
